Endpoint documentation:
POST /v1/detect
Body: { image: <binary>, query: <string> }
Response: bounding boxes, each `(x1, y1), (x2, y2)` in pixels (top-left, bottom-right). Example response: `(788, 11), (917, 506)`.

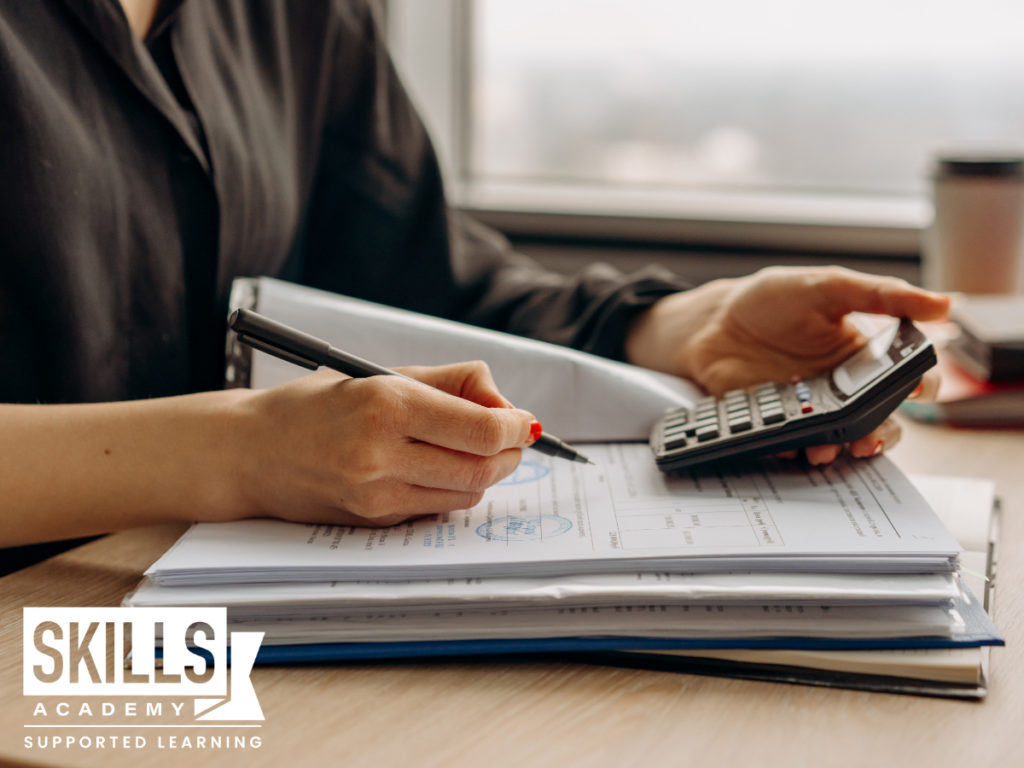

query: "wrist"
(198, 387), (264, 523)
(624, 277), (736, 383)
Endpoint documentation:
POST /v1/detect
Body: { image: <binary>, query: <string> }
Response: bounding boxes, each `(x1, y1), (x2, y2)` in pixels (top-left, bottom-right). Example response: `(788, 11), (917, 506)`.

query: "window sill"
(454, 180), (929, 256)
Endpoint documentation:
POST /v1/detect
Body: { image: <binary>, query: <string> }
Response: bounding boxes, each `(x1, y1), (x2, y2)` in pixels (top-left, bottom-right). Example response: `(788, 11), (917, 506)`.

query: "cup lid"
(935, 155), (1024, 178)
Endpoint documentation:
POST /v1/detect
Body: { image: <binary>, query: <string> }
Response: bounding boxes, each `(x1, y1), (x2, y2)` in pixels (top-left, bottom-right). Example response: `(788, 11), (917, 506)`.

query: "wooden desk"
(2, 418), (1022, 768)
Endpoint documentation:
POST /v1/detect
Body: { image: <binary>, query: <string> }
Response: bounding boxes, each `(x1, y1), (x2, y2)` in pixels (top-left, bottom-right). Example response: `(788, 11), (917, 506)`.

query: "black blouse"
(0, 0), (688, 406)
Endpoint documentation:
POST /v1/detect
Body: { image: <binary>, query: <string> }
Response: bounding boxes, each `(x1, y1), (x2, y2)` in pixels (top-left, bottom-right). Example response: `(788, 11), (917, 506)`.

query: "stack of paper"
(131, 445), (1002, 697)
(133, 278), (1001, 697)
(599, 471), (1001, 698)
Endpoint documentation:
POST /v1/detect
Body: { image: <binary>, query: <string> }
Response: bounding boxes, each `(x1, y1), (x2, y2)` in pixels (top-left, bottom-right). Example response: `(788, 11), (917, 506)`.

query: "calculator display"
(830, 323), (899, 398)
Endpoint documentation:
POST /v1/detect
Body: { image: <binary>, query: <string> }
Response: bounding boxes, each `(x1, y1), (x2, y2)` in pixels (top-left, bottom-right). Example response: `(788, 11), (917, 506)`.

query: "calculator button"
(685, 419), (715, 436)
(685, 420), (715, 437)
(800, 403), (814, 414)
(664, 414), (688, 429)
(695, 424), (720, 442)
(726, 399), (749, 412)
(665, 435), (688, 451)
(760, 408), (785, 424)
(727, 416), (753, 432)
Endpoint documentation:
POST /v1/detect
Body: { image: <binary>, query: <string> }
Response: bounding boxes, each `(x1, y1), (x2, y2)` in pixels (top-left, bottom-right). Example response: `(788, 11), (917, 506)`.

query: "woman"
(0, 0), (948, 550)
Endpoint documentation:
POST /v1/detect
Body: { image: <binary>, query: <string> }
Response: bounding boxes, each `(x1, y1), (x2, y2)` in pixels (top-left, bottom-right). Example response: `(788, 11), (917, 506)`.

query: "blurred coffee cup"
(923, 154), (1024, 294)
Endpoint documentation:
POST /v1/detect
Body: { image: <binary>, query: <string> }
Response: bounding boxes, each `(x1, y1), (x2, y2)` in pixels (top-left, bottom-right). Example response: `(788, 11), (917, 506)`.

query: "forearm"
(447, 216), (692, 360)
(0, 390), (250, 547)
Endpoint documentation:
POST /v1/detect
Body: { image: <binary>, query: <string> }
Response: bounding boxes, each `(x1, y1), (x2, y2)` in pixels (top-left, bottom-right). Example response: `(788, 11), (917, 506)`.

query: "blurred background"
(386, 0), (1024, 284)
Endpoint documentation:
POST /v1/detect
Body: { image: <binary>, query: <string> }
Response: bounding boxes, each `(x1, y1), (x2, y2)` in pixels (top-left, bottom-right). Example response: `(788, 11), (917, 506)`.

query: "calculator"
(650, 318), (936, 473)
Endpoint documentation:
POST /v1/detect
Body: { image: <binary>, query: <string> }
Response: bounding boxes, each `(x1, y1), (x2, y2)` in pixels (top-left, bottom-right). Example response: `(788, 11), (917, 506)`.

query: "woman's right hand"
(226, 361), (538, 527)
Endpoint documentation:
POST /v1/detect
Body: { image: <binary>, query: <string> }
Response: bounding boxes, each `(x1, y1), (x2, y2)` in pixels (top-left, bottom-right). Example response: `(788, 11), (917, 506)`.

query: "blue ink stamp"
(476, 514), (573, 542)
(497, 460), (550, 486)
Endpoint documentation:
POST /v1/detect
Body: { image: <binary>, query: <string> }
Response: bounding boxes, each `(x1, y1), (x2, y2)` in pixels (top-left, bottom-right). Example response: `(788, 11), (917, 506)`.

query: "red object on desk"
(900, 350), (1024, 427)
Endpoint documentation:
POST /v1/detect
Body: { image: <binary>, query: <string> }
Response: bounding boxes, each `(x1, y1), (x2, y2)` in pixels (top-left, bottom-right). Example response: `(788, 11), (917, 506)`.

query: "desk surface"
(2, 417), (1022, 768)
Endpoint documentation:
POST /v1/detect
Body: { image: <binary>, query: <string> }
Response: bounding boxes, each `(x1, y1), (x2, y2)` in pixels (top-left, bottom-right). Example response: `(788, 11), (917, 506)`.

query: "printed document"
(148, 445), (960, 584)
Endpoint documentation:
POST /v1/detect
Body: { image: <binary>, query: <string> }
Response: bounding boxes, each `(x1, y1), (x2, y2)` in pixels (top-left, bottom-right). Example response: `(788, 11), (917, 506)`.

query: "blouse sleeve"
(297, 0), (690, 361)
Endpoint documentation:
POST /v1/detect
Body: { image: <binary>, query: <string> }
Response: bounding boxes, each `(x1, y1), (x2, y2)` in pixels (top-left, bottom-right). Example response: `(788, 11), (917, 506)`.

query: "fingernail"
(871, 440), (884, 456)
(529, 421), (543, 443)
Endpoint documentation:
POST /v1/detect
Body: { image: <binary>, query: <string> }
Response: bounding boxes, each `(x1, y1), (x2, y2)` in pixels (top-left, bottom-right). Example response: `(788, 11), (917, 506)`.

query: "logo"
(22, 607), (264, 753)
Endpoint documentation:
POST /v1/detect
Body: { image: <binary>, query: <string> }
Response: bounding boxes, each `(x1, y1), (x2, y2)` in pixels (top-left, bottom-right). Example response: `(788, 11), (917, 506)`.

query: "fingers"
(338, 368), (532, 520)
(397, 361), (511, 409)
(399, 444), (524, 492)
(386, 363), (535, 455)
(814, 268), (951, 322)
(397, 381), (535, 455)
(848, 415), (902, 458)
(784, 416), (903, 467)
(907, 369), (941, 402)
(330, 445), (525, 525)
(805, 443), (842, 466)
(326, 485), (492, 528)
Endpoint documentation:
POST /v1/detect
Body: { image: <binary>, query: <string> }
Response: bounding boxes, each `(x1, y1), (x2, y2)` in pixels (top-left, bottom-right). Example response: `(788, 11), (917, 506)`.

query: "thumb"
(816, 268), (951, 322)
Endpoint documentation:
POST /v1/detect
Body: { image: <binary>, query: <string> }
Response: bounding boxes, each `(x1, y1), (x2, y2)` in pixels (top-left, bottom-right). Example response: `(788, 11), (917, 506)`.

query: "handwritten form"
(148, 445), (960, 585)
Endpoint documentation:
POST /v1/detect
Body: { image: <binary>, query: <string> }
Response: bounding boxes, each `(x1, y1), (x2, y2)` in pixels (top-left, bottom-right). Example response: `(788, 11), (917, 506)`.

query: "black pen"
(228, 308), (594, 465)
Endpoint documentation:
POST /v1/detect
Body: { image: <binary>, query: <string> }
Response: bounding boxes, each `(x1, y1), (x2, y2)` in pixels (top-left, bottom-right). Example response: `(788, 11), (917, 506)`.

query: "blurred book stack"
(901, 295), (1024, 427)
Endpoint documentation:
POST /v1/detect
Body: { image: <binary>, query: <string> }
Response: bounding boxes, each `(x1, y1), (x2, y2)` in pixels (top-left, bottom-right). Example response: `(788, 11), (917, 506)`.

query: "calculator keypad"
(656, 382), (802, 452)
(651, 319), (936, 471)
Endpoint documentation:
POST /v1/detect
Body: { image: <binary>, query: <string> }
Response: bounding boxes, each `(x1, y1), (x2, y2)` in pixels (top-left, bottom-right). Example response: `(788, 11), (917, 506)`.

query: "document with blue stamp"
(147, 444), (960, 585)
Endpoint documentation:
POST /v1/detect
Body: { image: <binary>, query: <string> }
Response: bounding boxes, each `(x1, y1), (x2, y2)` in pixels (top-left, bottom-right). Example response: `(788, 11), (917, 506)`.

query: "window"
(388, 0), (1024, 252)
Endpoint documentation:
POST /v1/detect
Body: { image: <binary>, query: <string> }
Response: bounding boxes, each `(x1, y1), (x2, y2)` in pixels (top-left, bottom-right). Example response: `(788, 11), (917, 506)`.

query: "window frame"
(385, 0), (926, 257)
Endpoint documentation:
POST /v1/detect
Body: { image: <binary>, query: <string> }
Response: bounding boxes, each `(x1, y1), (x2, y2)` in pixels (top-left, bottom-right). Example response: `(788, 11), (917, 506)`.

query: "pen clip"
(235, 333), (320, 370)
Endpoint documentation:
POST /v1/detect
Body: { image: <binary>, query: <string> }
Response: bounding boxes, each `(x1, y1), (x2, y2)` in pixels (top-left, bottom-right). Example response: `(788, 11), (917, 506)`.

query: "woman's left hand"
(625, 266), (950, 464)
